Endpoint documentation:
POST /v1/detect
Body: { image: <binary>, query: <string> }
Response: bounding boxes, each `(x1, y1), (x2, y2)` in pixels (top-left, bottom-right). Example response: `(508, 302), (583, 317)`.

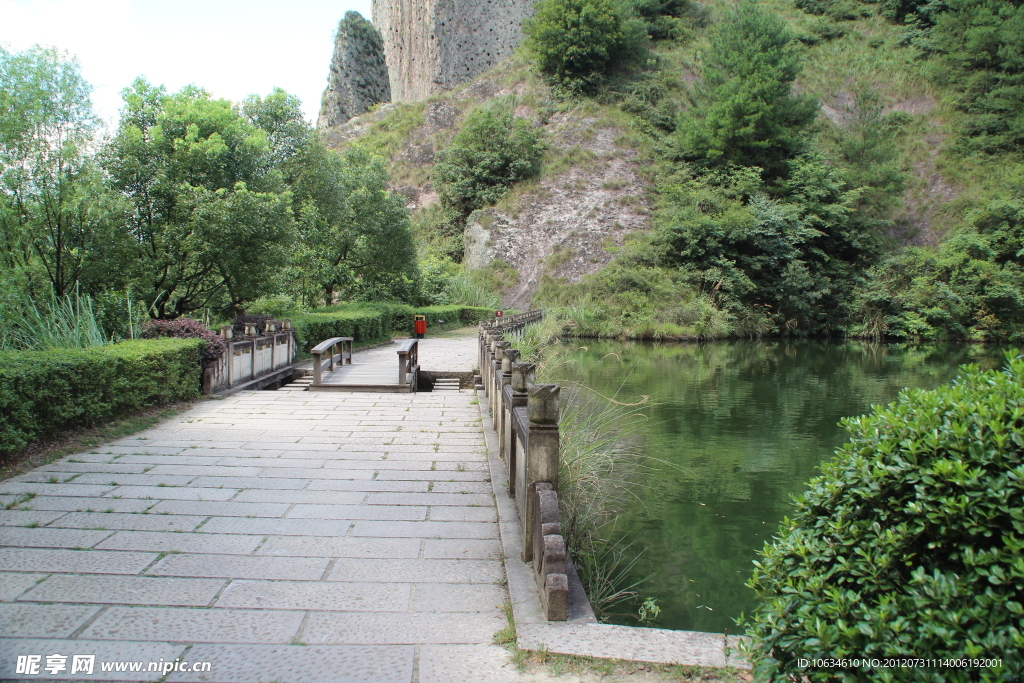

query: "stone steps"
(432, 378), (461, 393)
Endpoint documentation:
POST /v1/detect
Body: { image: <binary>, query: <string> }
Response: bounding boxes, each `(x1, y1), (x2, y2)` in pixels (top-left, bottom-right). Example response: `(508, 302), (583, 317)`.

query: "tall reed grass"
(442, 273), (502, 309)
(1, 287), (107, 351)
(555, 380), (654, 615)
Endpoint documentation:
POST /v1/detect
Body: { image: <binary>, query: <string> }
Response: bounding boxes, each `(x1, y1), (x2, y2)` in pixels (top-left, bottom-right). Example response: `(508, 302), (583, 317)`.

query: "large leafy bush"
(524, 0), (646, 93)
(745, 354), (1024, 681)
(434, 109), (544, 218)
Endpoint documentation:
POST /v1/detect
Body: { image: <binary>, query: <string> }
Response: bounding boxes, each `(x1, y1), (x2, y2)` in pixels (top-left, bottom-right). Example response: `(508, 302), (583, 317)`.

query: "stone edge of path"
(476, 389), (750, 669)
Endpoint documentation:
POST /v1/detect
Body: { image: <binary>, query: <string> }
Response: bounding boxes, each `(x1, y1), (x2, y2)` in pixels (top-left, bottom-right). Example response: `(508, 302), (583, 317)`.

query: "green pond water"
(550, 340), (1008, 634)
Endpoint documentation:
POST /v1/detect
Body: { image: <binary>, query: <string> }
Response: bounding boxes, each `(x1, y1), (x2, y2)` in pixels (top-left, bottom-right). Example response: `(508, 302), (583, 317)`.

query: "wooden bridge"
(304, 337), (420, 392)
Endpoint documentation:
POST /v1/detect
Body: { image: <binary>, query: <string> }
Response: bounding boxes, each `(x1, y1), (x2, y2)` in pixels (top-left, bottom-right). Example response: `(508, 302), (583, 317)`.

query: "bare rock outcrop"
(318, 11), (391, 128)
(465, 116), (653, 309)
(372, 0), (535, 103)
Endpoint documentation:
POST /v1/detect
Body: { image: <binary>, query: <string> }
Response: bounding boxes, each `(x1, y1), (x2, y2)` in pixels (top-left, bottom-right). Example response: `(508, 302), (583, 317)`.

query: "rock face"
(464, 114), (653, 309)
(318, 11), (391, 128)
(372, 0), (535, 103)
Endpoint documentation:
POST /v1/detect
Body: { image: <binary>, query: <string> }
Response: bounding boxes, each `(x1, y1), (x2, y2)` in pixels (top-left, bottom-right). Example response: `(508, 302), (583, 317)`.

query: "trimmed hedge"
(291, 304), (495, 351)
(745, 353), (1024, 681)
(0, 338), (204, 457)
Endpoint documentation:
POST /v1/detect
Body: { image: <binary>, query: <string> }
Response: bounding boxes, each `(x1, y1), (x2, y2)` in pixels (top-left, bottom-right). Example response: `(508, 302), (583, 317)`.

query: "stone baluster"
(519, 383), (559, 563)
(505, 361), (534, 493)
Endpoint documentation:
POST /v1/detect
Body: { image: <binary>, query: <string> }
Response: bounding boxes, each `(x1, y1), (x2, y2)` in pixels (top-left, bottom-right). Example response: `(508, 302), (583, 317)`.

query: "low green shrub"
(744, 353), (1024, 681)
(290, 309), (391, 351)
(0, 338), (204, 457)
(291, 303), (495, 351)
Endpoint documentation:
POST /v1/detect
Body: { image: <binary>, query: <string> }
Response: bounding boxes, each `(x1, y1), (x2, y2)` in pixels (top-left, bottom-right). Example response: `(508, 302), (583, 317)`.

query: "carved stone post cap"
(281, 319), (291, 330)
(219, 325), (233, 339)
(512, 362), (535, 392)
(243, 323), (257, 336)
(528, 383), (560, 424)
(502, 348), (520, 373)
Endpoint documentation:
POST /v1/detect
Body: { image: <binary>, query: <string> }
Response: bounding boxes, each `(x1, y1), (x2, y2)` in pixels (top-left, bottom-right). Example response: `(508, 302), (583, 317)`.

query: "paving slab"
(255, 536), (421, 559)
(350, 520), (498, 539)
(80, 606), (305, 643)
(0, 639), (187, 681)
(216, 580), (410, 611)
(10, 496), (154, 513)
(0, 548), (158, 574)
(104, 485), (240, 501)
(284, 504), (427, 521)
(95, 531), (263, 554)
(231, 489), (365, 505)
(419, 644), (520, 683)
(20, 574), (225, 606)
(423, 538), (503, 559)
(0, 510), (68, 527)
(0, 573), (47, 601)
(198, 517), (352, 537)
(148, 554), (329, 581)
(327, 558), (503, 584)
(0, 527), (113, 549)
(412, 583), (507, 612)
(302, 612), (503, 645)
(0, 603), (99, 637)
(149, 500), (290, 517)
(166, 644), (414, 683)
(48, 511), (208, 532)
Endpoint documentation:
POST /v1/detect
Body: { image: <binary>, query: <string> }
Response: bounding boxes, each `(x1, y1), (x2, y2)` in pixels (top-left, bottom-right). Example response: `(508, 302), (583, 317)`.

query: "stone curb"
(476, 390), (749, 668)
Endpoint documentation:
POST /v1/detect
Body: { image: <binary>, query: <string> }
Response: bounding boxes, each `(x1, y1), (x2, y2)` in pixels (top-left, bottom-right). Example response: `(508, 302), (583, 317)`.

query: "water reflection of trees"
(547, 340), (1004, 632)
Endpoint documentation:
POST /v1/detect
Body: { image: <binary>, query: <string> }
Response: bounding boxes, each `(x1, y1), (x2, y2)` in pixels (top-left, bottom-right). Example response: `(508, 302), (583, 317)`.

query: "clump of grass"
(554, 380), (653, 617)
(1, 286), (106, 351)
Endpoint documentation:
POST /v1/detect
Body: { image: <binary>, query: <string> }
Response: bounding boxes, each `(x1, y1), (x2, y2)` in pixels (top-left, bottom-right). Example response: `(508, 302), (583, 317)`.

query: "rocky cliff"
(371, 0), (535, 103)
(318, 11), (391, 128)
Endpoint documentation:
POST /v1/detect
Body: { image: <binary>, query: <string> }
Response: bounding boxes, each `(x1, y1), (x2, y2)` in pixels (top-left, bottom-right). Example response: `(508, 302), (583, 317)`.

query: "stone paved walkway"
(0, 333), (522, 682)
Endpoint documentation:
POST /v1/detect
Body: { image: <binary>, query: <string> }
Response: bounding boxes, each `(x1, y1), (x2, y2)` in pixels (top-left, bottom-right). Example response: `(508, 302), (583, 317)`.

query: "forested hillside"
(326, 0), (1024, 342)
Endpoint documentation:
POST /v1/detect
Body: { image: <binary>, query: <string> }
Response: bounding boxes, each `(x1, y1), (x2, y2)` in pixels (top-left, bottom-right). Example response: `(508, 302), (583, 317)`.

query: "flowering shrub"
(141, 318), (226, 369)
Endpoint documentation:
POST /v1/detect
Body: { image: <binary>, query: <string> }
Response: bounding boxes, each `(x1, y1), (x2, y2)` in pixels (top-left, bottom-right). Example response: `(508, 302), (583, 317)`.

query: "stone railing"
(205, 320), (296, 394)
(478, 310), (569, 621)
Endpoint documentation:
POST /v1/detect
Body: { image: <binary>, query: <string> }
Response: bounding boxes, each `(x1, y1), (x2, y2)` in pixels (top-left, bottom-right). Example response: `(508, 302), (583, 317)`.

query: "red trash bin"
(414, 314), (427, 339)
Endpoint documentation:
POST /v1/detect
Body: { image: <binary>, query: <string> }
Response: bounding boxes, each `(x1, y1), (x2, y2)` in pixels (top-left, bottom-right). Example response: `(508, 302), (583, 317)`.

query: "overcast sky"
(0, 0), (375, 129)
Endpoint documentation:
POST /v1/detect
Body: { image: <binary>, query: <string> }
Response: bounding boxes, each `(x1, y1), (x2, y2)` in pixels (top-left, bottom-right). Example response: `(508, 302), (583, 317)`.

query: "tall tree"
(675, 1), (818, 182)
(0, 46), (125, 297)
(289, 144), (419, 305)
(104, 80), (295, 317)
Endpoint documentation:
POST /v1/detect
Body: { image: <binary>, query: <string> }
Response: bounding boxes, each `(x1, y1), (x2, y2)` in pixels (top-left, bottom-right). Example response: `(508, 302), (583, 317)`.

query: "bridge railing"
(206, 320), (296, 393)
(397, 339), (419, 390)
(310, 337), (354, 386)
(478, 310), (569, 621)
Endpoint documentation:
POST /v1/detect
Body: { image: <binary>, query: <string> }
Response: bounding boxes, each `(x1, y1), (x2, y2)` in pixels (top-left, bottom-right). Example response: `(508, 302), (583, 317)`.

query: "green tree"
(675, 1), (818, 182)
(524, 0), (646, 93)
(434, 108), (544, 217)
(289, 144), (419, 305)
(0, 46), (126, 298)
(104, 79), (295, 317)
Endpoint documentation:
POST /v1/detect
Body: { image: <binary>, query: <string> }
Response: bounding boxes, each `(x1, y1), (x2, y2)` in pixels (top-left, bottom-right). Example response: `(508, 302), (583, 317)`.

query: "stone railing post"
(519, 383), (559, 563)
(498, 348), (519, 459)
(505, 361), (534, 494)
(491, 341), (509, 422)
(533, 482), (568, 620)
